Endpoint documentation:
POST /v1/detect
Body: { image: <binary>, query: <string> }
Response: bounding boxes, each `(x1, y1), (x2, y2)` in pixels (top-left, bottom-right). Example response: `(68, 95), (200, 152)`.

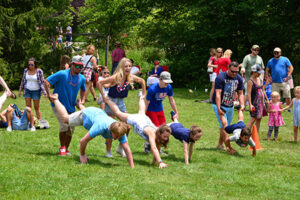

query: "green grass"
(0, 89), (300, 199)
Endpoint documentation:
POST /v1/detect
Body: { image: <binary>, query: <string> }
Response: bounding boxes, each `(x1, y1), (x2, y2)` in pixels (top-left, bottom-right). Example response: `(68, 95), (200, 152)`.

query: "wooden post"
(105, 35), (110, 67)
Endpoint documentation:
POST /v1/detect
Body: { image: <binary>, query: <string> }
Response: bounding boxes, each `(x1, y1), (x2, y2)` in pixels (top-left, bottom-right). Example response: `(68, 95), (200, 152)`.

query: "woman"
(18, 57), (46, 120)
(97, 57), (146, 158)
(60, 55), (70, 70)
(247, 64), (268, 134)
(146, 61), (164, 87)
(207, 48), (220, 102)
(81, 45), (98, 103)
(217, 49), (232, 74)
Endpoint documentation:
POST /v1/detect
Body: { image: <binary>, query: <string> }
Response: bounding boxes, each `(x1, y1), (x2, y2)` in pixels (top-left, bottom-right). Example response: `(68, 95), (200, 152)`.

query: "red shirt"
(217, 57), (231, 75)
(111, 47), (126, 63)
(209, 56), (218, 73)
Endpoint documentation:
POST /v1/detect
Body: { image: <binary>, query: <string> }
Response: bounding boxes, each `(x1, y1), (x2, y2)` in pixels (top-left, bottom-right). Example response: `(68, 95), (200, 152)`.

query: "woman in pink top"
(217, 49), (232, 74)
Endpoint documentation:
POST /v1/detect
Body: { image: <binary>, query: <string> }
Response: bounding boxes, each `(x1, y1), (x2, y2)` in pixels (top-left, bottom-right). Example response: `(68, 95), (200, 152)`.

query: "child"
(97, 66), (110, 110)
(281, 86), (300, 142)
(267, 91), (284, 141)
(168, 112), (202, 165)
(224, 108), (256, 157)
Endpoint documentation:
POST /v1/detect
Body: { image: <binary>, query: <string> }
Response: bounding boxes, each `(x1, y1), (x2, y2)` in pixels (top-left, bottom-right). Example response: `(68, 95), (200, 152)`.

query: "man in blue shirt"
(44, 55), (86, 156)
(266, 47), (294, 106)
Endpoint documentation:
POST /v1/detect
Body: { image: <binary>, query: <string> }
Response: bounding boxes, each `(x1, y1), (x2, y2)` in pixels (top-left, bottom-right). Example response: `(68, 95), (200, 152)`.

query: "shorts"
(81, 67), (93, 82)
(23, 89), (41, 100)
(68, 110), (84, 127)
(52, 107), (75, 135)
(12, 109), (30, 130)
(127, 114), (156, 141)
(105, 97), (127, 115)
(57, 38), (63, 44)
(146, 110), (166, 127)
(272, 82), (291, 98)
(212, 104), (234, 128)
(209, 72), (217, 82)
(66, 35), (72, 42)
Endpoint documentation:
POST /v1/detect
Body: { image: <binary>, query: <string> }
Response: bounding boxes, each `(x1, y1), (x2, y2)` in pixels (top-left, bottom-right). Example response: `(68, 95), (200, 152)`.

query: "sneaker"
(144, 142), (151, 153)
(288, 109), (292, 112)
(59, 146), (67, 156)
(66, 150), (71, 156)
(105, 151), (113, 158)
(170, 111), (175, 121)
(116, 145), (126, 157)
(160, 149), (167, 155)
(30, 126), (36, 132)
(6, 126), (12, 132)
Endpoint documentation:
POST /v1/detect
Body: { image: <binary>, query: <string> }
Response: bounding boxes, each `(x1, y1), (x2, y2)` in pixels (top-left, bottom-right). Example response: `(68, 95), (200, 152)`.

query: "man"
(111, 41), (126, 74)
(266, 47), (294, 107)
(44, 55), (86, 156)
(241, 44), (265, 94)
(212, 61), (245, 149)
(49, 94), (134, 168)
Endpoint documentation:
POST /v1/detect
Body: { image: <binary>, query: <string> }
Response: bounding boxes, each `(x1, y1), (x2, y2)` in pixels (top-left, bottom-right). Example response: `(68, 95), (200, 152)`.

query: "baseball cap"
(273, 47), (281, 52)
(160, 71), (173, 83)
(252, 44), (259, 49)
(154, 61), (160, 65)
(251, 64), (264, 74)
(72, 55), (84, 66)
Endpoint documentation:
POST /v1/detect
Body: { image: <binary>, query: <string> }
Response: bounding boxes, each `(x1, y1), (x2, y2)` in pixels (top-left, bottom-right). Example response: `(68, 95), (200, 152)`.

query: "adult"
(266, 47), (294, 106)
(146, 61), (164, 87)
(111, 41), (126, 74)
(60, 55), (70, 70)
(130, 59), (142, 77)
(81, 45), (98, 103)
(44, 55), (86, 156)
(217, 49), (232, 74)
(65, 25), (72, 46)
(97, 57), (146, 157)
(212, 61), (245, 149)
(18, 58), (46, 120)
(50, 94), (134, 168)
(105, 93), (171, 168)
(246, 65), (268, 134)
(207, 48), (219, 102)
(3, 104), (35, 132)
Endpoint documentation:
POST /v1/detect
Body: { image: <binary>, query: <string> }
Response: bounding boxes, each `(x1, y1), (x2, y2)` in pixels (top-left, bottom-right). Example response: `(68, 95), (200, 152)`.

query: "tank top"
(25, 72), (40, 90)
(83, 55), (93, 69)
(108, 81), (130, 98)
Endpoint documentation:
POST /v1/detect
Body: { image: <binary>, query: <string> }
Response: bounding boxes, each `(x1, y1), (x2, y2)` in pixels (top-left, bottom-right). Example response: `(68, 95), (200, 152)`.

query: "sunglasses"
(273, 51), (280, 54)
(103, 72), (109, 74)
(217, 52), (222, 53)
(75, 65), (83, 69)
(230, 70), (239, 74)
(28, 64), (34, 66)
(253, 49), (259, 52)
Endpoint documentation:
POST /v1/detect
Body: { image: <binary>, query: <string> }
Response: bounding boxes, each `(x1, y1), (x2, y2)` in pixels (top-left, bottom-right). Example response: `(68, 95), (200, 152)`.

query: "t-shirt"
(146, 83), (173, 112)
(47, 69), (86, 114)
(82, 107), (127, 144)
(241, 54), (265, 83)
(266, 56), (292, 83)
(212, 72), (244, 107)
(225, 121), (255, 147)
(170, 122), (190, 143)
(151, 66), (164, 77)
(217, 57), (231, 74)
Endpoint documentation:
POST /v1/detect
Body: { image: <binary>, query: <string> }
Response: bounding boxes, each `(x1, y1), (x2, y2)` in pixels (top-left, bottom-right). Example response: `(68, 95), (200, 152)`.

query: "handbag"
(207, 57), (215, 73)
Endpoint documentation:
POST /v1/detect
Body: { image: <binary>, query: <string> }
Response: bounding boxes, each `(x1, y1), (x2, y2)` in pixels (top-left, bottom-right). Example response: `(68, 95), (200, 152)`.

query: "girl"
(267, 91), (284, 141)
(19, 57), (46, 120)
(282, 86), (300, 142)
(97, 57), (146, 157)
(217, 49), (232, 74)
(246, 65), (268, 134)
(207, 48), (218, 103)
(60, 55), (70, 70)
(97, 66), (110, 110)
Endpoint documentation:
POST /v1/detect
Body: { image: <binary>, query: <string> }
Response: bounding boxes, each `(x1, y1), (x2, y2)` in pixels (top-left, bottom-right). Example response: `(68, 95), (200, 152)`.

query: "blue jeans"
(23, 89), (41, 100)
(12, 109), (30, 130)
(212, 104), (234, 128)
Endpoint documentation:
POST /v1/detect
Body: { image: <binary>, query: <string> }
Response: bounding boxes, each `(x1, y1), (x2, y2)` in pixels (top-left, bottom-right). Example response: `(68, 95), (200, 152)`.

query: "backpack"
(35, 119), (50, 129)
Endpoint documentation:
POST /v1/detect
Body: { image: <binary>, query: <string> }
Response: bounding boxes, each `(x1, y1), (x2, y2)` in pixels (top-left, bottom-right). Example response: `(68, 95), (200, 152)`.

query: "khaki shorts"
(69, 110), (84, 127)
(52, 106), (75, 135)
(272, 82), (291, 98)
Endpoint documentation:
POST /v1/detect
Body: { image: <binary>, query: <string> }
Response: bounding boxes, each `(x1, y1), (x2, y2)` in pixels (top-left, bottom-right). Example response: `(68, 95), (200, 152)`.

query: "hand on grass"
(80, 155), (89, 164)
(228, 148), (236, 155)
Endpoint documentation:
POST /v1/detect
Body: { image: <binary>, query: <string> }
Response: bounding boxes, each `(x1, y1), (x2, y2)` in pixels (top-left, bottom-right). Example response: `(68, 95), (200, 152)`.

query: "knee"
(25, 107), (32, 112)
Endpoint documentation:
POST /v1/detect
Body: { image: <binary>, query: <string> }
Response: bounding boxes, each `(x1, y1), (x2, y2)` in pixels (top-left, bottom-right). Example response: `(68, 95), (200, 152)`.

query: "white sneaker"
(30, 126), (36, 132)
(6, 126), (12, 132)
(105, 151), (113, 158)
(116, 145), (126, 157)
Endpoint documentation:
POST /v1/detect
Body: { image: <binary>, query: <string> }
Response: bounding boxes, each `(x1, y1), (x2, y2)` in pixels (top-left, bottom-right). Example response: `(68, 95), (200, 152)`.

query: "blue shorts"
(12, 109), (30, 130)
(23, 89), (41, 100)
(105, 97), (127, 115)
(212, 104), (234, 128)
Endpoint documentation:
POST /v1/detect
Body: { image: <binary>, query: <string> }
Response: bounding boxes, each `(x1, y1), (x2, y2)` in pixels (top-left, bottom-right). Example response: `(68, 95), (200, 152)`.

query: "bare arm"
(207, 59), (217, 68)
(43, 80), (55, 102)
(183, 141), (189, 165)
(252, 146), (256, 157)
(247, 80), (253, 110)
(168, 96), (178, 119)
(282, 98), (294, 111)
(97, 75), (116, 98)
(121, 142), (134, 168)
(237, 90), (245, 110)
(146, 129), (167, 168)
(225, 135), (235, 155)
(188, 142), (194, 163)
(80, 133), (93, 163)
(132, 75), (146, 96)
(104, 97), (129, 122)
(145, 100), (150, 113)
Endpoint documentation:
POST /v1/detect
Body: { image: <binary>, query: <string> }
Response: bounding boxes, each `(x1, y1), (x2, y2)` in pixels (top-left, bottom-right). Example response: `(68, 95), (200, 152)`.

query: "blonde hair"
(110, 121), (129, 138)
(86, 45), (95, 55)
(216, 47), (223, 58)
(114, 58), (134, 87)
(271, 91), (280, 99)
(224, 49), (232, 57)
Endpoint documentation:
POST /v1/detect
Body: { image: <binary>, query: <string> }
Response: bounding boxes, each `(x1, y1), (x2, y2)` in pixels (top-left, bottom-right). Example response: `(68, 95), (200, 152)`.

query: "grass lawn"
(0, 88), (299, 199)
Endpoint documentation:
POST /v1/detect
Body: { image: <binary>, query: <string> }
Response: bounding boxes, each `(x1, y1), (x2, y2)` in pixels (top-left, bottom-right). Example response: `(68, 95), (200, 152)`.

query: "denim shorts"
(23, 89), (41, 100)
(212, 104), (234, 128)
(12, 109), (30, 130)
(105, 97), (127, 115)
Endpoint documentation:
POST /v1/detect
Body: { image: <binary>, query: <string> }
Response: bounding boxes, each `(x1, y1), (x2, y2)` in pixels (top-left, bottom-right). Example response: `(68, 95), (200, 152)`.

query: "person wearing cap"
(111, 41), (126, 74)
(266, 47), (294, 106)
(241, 45), (265, 95)
(246, 65), (269, 134)
(146, 61), (164, 87)
(44, 55), (86, 156)
(212, 61), (245, 150)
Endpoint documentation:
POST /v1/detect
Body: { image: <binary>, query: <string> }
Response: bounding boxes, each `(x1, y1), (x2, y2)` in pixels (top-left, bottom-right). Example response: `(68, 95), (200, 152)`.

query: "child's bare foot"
(267, 137), (270, 141)
(274, 138), (278, 141)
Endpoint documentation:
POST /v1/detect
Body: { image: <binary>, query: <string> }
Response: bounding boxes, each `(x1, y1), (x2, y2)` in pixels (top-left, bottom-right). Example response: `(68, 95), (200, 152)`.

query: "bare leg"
(65, 129), (72, 149)
(90, 84), (97, 99)
(247, 117), (256, 131)
(294, 126), (298, 142)
(0, 92), (8, 110)
(0, 76), (10, 91)
(33, 99), (41, 120)
(138, 95), (146, 115)
(0, 109), (7, 122)
(25, 107), (34, 128)
(25, 98), (32, 108)
(6, 106), (13, 127)
(255, 118), (262, 134)
(83, 81), (92, 103)
(209, 82), (215, 101)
